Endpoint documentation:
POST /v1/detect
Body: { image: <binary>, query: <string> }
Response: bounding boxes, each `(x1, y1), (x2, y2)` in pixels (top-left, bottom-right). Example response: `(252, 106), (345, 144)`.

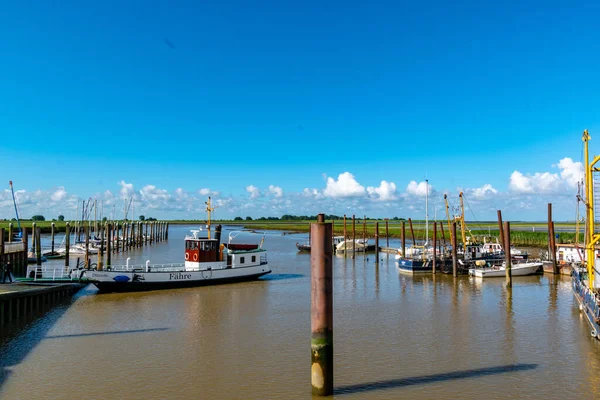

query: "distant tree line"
(232, 214), (406, 221)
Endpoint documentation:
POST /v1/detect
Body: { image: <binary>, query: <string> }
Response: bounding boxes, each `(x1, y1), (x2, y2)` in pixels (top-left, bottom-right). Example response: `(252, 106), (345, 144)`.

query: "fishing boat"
(335, 238), (375, 253)
(572, 129), (600, 339)
(468, 262), (542, 278)
(81, 197), (271, 293)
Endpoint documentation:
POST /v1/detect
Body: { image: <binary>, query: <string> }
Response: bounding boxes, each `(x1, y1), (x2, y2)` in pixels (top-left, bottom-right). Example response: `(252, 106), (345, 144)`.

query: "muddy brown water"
(1, 225), (599, 399)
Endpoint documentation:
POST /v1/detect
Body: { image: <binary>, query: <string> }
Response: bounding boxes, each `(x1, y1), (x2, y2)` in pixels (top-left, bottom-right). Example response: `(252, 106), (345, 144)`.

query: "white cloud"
(51, 187), (68, 202)
(119, 180), (134, 199)
(406, 180), (433, 197)
(557, 157), (583, 187)
(268, 185), (283, 198)
(509, 157), (583, 194)
(198, 188), (220, 196)
(323, 172), (365, 198)
(246, 185), (261, 199)
(367, 180), (397, 201)
(469, 184), (498, 199)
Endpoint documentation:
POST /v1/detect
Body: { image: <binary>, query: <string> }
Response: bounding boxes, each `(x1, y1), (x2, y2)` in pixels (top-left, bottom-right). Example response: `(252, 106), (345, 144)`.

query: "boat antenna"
(205, 197), (217, 240)
(9, 181), (22, 239)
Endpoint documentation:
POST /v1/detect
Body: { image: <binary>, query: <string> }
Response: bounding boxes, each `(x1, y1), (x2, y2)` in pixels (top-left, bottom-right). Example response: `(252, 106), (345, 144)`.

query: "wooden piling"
(65, 222), (70, 267)
(51, 222), (55, 254)
(375, 222), (379, 262)
(165, 222), (169, 240)
(452, 221), (458, 277)
(440, 222), (447, 250)
(97, 223), (104, 271)
(308, 223), (311, 247)
(85, 224), (90, 268)
(401, 221), (406, 257)
(35, 227), (42, 267)
(343, 215), (347, 257)
(0, 228), (5, 268)
(362, 216), (366, 253)
(497, 210), (505, 251)
(145, 222), (149, 245)
(8, 223), (12, 243)
(385, 220), (389, 247)
(310, 213), (333, 396)
(352, 214), (356, 258)
(107, 223), (112, 267)
(548, 204), (558, 274)
(432, 222), (437, 274)
(408, 218), (416, 247)
(504, 221), (512, 288)
(23, 227), (28, 269)
(115, 222), (120, 253)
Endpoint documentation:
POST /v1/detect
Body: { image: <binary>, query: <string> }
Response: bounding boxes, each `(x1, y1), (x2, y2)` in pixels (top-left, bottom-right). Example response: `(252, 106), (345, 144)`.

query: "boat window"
(252, 256), (256, 263)
(240, 257), (245, 264)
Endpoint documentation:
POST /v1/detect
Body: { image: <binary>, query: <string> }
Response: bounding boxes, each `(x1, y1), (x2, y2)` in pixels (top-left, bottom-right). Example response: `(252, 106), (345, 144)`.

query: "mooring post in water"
(375, 222), (379, 263)
(107, 223), (112, 267)
(504, 221), (512, 287)
(452, 221), (458, 277)
(85, 224), (90, 268)
(22, 227), (28, 267)
(401, 221), (406, 257)
(362, 216), (366, 252)
(311, 213), (333, 396)
(8, 223), (12, 243)
(0, 228), (5, 266)
(548, 203), (558, 274)
(97, 223), (104, 271)
(65, 222), (70, 267)
(385, 220), (389, 247)
(497, 210), (505, 250)
(343, 214), (347, 257)
(408, 218), (416, 247)
(352, 214), (356, 259)
(115, 222), (120, 253)
(35, 227), (42, 267)
(51, 222), (55, 254)
(439, 222), (446, 252)
(165, 222), (169, 240)
(432, 222), (437, 274)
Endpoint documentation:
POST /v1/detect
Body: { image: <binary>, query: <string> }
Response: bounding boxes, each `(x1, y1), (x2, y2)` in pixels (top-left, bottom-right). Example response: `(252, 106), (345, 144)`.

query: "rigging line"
(463, 195), (483, 232)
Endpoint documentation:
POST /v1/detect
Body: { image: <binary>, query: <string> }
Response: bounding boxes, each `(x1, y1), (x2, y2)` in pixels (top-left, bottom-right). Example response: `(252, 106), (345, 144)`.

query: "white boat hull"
(469, 262), (542, 278)
(82, 264), (271, 292)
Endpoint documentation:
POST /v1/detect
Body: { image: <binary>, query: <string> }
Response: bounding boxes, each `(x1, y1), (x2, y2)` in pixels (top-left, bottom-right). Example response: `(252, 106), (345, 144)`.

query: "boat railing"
(573, 269), (600, 322)
(108, 262), (186, 272)
(25, 265), (79, 281)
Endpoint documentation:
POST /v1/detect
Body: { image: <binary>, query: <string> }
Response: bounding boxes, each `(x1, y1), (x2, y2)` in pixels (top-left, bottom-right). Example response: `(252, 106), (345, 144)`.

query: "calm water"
(1, 225), (599, 399)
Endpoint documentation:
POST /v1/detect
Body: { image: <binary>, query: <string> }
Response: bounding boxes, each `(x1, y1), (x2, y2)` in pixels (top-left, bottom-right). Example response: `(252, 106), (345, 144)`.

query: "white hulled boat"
(468, 262), (542, 278)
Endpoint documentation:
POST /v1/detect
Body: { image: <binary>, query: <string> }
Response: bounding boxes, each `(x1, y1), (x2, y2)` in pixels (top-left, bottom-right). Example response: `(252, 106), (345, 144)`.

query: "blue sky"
(1, 1), (599, 221)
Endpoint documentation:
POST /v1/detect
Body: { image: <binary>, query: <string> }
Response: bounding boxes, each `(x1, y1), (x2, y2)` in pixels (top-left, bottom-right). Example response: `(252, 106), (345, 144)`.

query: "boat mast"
(583, 129), (600, 288)
(9, 181), (22, 239)
(425, 179), (429, 245)
(205, 197), (216, 240)
(459, 192), (467, 246)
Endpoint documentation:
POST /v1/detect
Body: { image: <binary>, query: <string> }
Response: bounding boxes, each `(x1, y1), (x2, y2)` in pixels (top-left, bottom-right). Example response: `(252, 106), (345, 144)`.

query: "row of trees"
(233, 215), (407, 221)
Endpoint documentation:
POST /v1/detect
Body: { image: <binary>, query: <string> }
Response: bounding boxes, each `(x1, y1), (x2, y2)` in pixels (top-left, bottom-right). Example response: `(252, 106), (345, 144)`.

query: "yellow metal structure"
(444, 192), (477, 246)
(583, 129), (600, 288)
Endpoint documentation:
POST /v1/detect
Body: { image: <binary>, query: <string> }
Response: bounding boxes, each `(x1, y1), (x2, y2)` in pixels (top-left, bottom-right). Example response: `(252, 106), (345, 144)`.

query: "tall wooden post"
(31, 222), (36, 255)
(23, 227), (28, 270)
(8, 223), (12, 243)
(35, 227), (42, 267)
(440, 222), (447, 250)
(375, 222), (379, 263)
(385, 220), (389, 247)
(65, 222), (70, 267)
(85, 224), (90, 268)
(343, 215), (347, 257)
(362, 216), (366, 250)
(408, 218), (416, 246)
(352, 214), (356, 258)
(115, 222), (120, 253)
(97, 223), (105, 271)
(51, 222), (55, 254)
(452, 221), (458, 277)
(311, 214), (333, 396)
(0, 228), (5, 269)
(308, 223), (311, 247)
(504, 221), (512, 287)
(107, 223), (112, 267)
(401, 221), (406, 257)
(497, 210), (505, 251)
(165, 222), (169, 240)
(432, 222), (437, 274)
(548, 204), (558, 274)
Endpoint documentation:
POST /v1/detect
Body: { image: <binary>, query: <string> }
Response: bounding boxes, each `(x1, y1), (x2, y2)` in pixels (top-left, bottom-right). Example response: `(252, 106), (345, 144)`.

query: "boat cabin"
(463, 244), (483, 260)
(185, 238), (220, 263)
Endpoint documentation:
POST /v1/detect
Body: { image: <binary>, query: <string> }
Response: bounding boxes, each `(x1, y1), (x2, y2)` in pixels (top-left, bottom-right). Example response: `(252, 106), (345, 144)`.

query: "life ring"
(185, 253), (189, 261)
(193, 253), (198, 262)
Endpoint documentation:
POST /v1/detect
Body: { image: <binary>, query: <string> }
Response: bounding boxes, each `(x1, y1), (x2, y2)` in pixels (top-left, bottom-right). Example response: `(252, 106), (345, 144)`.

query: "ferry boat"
(81, 198), (271, 292)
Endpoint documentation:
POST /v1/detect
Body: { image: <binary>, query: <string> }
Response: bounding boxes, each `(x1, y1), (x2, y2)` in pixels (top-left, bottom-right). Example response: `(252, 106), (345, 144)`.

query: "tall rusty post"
(504, 221), (512, 288)
(401, 221), (406, 257)
(352, 214), (356, 258)
(440, 222), (447, 251)
(343, 215), (347, 257)
(408, 218), (416, 246)
(107, 223), (112, 267)
(385, 220), (389, 247)
(35, 227), (42, 267)
(165, 222), (169, 240)
(8, 223), (12, 243)
(548, 203), (558, 274)
(375, 222), (379, 263)
(115, 222), (120, 253)
(85, 224), (90, 268)
(432, 222), (437, 274)
(497, 210), (505, 250)
(97, 223), (105, 271)
(131, 223), (136, 249)
(31, 222), (36, 255)
(23, 227), (28, 269)
(0, 228), (5, 267)
(310, 213), (333, 396)
(451, 221), (458, 277)
(362, 216), (366, 249)
(51, 222), (55, 254)
(65, 222), (70, 267)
